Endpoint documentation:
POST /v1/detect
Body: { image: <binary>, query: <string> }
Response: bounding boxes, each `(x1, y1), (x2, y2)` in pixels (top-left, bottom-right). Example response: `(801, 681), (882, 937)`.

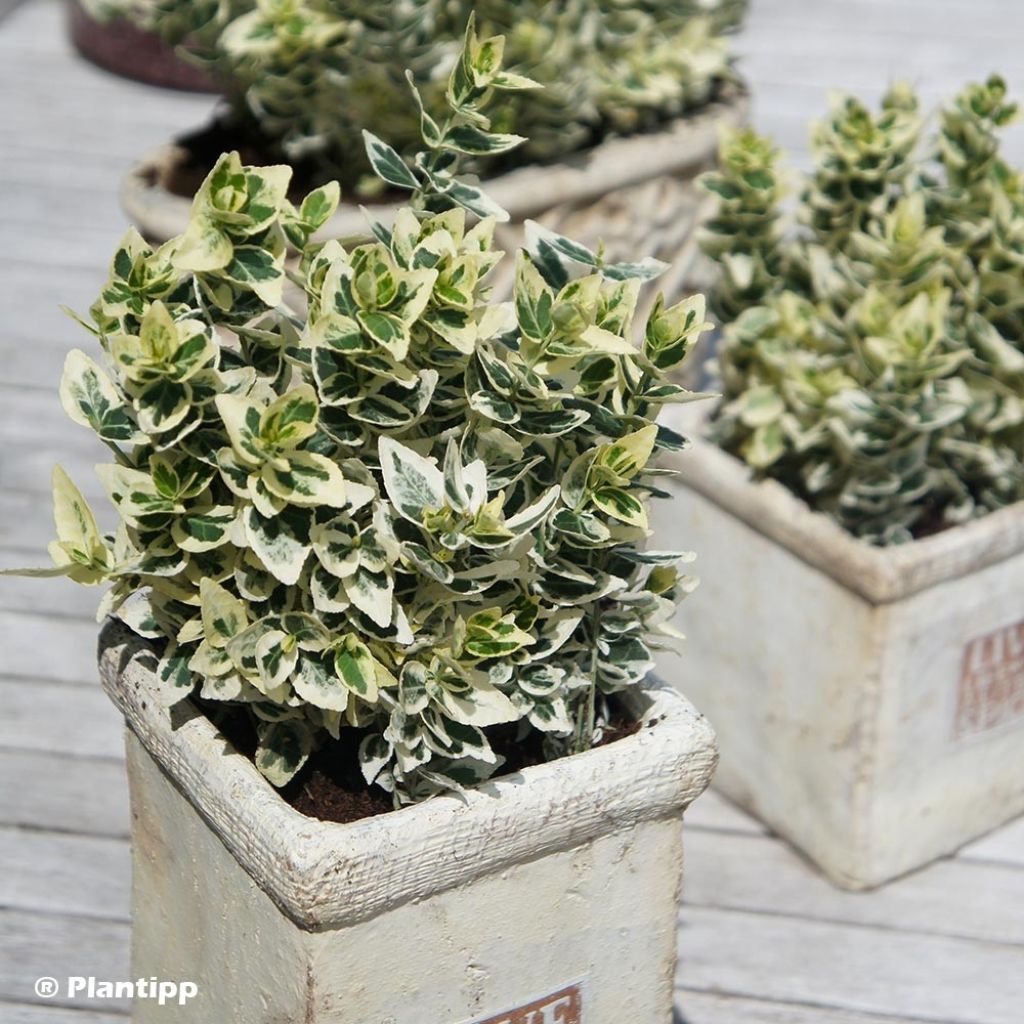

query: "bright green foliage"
(699, 77), (1024, 546)
(7, 26), (708, 803)
(84, 0), (743, 189)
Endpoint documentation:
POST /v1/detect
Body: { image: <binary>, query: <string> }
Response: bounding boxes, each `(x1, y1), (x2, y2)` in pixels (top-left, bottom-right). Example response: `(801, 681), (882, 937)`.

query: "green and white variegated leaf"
(362, 131), (419, 190)
(334, 635), (379, 702)
(59, 350), (141, 443)
(260, 385), (320, 451)
(523, 694), (573, 733)
(358, 733), (391, 786)
(199, 578), (248, 648)
(255, 719), (313, 787)
(95, 464), (178, 525)
(47, 466), (110, 583)
(255, 629), (298, 689)
(378, 436), (445, 524)
(216, 393), (267, 467)
(157, 644), (196, 706)
(200, 671), (256, 702)
(243, 506), (310, 586)
(261, 451), (347, 508)
(437, 679), (518, 729)
(346, 564), (394, 628)
(293, 653), (350, 712)
(592, 487), (648, 530)
(223, 245), (286, 307)
(171, 506), (236, 552)
(505, 486), (560, 535)
(445, 180), (510, 223)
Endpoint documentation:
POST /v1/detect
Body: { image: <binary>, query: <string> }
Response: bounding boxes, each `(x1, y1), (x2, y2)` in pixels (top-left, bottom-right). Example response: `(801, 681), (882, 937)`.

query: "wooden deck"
(1, 1), (1023, 1021)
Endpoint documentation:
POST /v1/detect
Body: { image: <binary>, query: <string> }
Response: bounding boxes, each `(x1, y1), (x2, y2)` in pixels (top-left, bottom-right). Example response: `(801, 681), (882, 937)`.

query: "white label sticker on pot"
(466, 982), (583, 1024)
(955, 618), (1024, 738)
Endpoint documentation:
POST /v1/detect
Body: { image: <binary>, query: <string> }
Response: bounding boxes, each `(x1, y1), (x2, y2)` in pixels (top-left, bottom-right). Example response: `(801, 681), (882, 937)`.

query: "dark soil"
(157, 117), (329, 203)
(286, 744), (394, 823)
(204, 699), (642, 827)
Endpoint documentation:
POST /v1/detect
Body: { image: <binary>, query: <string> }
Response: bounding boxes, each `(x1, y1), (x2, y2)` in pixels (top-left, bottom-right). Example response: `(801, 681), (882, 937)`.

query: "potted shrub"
(5, 27), (717, 1022)
(96, 0), (749, 300)
(71, 1), (217, 92)
(654, 77), (1024, 889)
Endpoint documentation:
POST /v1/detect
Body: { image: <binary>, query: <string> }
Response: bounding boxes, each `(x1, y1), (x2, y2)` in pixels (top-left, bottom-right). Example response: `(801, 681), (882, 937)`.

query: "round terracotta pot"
(69, 0), (218, 93)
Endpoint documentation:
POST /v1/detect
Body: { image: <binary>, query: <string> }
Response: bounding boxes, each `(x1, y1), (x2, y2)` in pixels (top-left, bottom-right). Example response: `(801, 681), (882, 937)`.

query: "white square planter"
(653, 405), (1024, 889)
(98, 620), (717, 1023)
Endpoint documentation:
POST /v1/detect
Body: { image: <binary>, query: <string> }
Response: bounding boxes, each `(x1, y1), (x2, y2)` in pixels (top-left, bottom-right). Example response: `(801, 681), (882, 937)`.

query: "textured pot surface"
(98, 620), (717, 1023)
(653, 404), (1024, 889)
(120, 94), (747, 306)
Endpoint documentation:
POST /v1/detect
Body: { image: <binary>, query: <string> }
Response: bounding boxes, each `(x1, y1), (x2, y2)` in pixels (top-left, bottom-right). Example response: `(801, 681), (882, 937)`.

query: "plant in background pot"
(89, 0), (749, 303)
(69, 0), (218, 92)
(5, 23), (717, 1023)
(653, 76), (1024, 889)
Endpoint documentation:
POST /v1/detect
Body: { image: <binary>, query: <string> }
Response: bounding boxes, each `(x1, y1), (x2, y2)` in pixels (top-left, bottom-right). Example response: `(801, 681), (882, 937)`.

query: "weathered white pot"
(652, 404), (1024, 890)
(97, 620), (717, 1023)
(121, 95), (746, 305)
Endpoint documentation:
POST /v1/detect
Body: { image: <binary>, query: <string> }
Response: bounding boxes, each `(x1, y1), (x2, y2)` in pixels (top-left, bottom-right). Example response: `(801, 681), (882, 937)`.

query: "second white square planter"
(98, 620), (717, 1023)
(653, 405), (1024, 889)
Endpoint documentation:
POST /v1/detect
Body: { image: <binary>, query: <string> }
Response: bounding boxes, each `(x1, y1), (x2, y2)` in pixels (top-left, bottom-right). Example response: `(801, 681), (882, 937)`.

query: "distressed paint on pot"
(98, 621), (717, 1023)
(119, 95), (747, 309)
(653, 404), (1024, 890)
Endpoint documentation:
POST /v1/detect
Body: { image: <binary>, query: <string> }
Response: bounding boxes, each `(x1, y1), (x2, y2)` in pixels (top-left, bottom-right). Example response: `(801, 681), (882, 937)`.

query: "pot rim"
(663, 402), (1024, 605)
(120, 93), (750, 244)
(98, 618), (716, 930)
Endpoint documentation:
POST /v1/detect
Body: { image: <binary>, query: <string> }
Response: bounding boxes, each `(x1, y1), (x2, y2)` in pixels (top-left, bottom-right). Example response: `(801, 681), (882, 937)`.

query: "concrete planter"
(97, 619), (717, 1023)
(652, 405), (1024, 889)
(120, 94), (746, 305)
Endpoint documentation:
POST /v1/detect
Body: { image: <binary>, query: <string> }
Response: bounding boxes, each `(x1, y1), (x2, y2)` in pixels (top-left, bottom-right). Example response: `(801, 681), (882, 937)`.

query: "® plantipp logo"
(33, 977), (199, 1006)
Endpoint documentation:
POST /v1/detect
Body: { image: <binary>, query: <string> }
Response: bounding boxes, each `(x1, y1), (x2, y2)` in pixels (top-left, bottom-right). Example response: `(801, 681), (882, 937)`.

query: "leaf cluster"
(9, 23), (710, 801)
(699, 77), (1024, 545)
(84, 0), (744, 190)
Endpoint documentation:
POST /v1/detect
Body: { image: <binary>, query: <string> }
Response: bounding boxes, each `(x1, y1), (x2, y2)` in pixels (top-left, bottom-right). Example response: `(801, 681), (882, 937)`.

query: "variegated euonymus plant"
(699, 77), (1024, 546)
(6, 21), (709, 803)
(84, 0), (744, 190)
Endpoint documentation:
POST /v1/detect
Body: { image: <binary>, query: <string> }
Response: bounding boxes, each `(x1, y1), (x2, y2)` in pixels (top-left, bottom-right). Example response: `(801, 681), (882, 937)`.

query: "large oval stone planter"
(98, 619), (717, 1023)
(69, 1), (217, 93)
(652, 403), (1024, 890)
(121, 94), (747, 304)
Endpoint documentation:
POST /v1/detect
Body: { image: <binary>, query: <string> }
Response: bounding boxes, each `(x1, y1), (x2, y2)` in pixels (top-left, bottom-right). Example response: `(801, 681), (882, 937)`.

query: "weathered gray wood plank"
(677, 906), (1024, 1024)
(0, 1003), (128, 1024)
(0, 909), (130, 1013)
(0, 611), (104, 685)
(684, 788), (765, 836)
(677, 991), (943, 1024)
(0, 264), (106, 346)
(0, 491), (69, 552)
(0, 749), (128, 837)
(0, 346), (68, 391)
(960, 817), (1024, 870)
(0, 569), (98, 621)
(684, 828), (1024, 946)
(1, 826), (130, 922)
(0, 678), (124, 759)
